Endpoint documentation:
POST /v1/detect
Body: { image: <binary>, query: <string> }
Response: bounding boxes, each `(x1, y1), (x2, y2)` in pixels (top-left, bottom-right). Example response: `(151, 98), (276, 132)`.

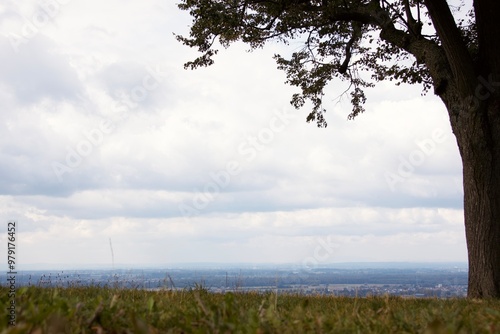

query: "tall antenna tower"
(109, 238), (115, 271)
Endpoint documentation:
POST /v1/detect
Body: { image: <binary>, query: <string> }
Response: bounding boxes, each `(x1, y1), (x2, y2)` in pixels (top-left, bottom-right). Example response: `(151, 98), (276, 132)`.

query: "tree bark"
(424, 0), (500, 299)
(424, 0), (476, 95)
(449, 93), (500, 298)
(474, 0), (500, 79)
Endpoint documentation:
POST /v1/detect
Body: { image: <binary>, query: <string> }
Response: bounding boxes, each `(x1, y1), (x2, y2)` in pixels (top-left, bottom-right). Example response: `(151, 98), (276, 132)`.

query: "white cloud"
(0, 201), (465, 266)
(0, 35), (83, 103)
(0, 0), (467, 268)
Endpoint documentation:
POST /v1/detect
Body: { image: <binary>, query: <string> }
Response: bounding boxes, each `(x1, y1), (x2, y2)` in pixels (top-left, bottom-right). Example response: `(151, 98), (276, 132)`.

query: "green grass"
(1, 286), (500, 333)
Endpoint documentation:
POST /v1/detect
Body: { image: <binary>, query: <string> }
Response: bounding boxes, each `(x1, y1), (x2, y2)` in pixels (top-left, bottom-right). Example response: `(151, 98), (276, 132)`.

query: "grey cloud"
(95, 61), (174, 112)
(0, 35), (83, 104)
(97, 62), (148, 95)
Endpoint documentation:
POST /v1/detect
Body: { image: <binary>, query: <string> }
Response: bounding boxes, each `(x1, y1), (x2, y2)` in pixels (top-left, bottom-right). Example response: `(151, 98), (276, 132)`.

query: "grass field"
(1, 286), (500, 333)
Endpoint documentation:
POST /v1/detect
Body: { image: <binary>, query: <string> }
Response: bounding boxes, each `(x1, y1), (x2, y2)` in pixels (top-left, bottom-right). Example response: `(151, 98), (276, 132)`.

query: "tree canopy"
(177, 0), (476, 125)
(177, 0), (500, 299)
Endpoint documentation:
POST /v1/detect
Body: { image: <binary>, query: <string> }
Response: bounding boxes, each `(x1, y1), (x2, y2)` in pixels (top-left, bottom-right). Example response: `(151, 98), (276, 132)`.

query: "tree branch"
(339, 23), (361, 74)
(404, 0), (422, 37)
(371, 2), (453, 97)
(423, 0), (476, 95)
(300, 0), (454, 98)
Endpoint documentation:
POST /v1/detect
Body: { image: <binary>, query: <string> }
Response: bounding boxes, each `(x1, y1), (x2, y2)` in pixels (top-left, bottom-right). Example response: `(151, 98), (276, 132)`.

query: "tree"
(176, 0), (500, 298)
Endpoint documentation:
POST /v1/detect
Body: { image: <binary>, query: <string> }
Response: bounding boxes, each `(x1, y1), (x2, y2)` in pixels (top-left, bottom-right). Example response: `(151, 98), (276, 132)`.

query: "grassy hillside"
(1, 286), (500, 333)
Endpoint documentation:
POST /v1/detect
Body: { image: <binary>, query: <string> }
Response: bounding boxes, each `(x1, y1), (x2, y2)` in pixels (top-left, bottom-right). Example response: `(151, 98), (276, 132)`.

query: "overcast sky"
(0, 0), (467, 269)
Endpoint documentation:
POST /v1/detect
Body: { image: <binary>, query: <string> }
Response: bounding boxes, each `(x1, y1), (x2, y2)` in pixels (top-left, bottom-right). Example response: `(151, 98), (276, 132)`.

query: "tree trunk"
(423, 0), (500, 298)
(451, 95), (500, 298)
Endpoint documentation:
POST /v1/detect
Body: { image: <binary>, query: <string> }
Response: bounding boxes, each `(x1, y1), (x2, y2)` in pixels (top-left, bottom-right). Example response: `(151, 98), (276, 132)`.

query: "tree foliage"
(177, 0), (477, 126)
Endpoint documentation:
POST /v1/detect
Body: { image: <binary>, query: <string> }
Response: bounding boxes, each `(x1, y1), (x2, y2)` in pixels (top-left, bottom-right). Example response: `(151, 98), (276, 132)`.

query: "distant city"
(2, 263), (468, 298)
